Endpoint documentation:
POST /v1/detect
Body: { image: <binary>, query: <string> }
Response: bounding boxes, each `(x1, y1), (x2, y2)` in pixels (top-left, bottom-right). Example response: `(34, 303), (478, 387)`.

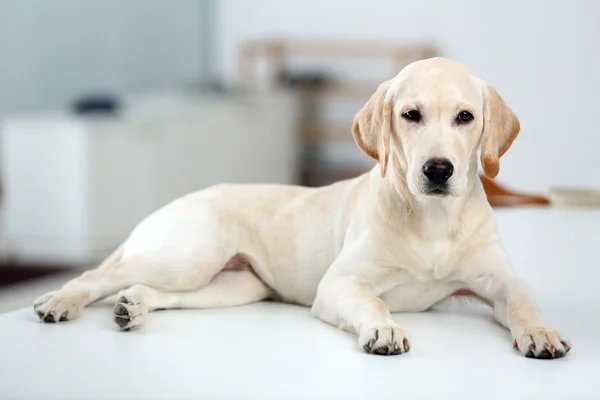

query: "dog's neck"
(369, 156), (479, 240)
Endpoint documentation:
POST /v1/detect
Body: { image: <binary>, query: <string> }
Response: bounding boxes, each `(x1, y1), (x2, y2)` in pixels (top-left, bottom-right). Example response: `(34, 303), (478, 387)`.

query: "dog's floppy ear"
(480, 84), (520, 179)
(352, 81), (393, 177)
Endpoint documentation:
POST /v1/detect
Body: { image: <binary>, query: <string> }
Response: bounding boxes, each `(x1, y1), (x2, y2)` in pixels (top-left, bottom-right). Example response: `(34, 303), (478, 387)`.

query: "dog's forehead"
(391, 58), (483, 107)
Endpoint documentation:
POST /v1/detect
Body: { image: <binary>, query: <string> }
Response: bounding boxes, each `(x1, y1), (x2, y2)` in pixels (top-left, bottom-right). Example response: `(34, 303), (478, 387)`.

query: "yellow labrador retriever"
(34, 57), (570, 359)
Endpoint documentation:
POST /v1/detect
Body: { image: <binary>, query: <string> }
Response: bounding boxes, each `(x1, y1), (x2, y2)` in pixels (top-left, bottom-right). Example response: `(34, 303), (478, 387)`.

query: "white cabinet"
(1, 91), (299, 265)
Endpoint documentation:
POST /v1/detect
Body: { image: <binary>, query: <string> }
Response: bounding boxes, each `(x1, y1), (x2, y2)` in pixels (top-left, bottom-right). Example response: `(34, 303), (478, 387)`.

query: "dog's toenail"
(525, 345), (535, 357)
(43, 314), (55, 323)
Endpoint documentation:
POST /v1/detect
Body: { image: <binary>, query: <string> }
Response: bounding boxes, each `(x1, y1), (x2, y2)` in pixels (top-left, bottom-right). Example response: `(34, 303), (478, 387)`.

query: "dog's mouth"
(424, 185), (450, 197)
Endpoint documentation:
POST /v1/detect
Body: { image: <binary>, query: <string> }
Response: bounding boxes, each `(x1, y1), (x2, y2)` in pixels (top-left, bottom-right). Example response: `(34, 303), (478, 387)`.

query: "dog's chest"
(397, 236), (462, 281)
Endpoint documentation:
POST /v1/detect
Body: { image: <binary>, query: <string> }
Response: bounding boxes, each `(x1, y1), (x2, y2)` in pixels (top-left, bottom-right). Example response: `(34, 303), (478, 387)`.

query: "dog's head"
(352, 57), (519, 198)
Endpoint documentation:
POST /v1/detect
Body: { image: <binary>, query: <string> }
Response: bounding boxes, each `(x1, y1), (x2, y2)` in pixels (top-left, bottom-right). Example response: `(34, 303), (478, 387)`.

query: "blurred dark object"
(281, 72), (333, 88)
(72, 94), (121, 115)
(0, 264), (67, 288)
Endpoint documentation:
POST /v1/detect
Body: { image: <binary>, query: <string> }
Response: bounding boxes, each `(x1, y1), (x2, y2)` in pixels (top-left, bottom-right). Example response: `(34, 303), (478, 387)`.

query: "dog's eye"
(402, 110), (421, 122)
(456, 111), (473, 124)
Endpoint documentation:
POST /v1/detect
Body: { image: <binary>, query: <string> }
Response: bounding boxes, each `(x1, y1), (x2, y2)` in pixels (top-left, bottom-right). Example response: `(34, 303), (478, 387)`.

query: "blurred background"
(0, 0), (598, 311)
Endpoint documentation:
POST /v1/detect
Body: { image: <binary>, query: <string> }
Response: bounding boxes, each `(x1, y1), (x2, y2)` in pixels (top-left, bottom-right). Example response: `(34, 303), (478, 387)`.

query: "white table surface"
(1, 208), (599, 399)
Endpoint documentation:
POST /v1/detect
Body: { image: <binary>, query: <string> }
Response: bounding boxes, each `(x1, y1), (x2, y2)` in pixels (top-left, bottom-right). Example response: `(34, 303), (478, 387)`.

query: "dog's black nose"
(422, 158), (454, 184)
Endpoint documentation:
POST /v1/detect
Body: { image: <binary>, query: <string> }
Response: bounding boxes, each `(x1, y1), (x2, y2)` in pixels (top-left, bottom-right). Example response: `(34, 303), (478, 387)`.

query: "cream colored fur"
(34, 57), (570, 359)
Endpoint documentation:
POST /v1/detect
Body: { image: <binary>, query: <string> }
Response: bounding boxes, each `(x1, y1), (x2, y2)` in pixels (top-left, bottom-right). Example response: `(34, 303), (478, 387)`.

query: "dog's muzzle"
(422, 158), (454, 196)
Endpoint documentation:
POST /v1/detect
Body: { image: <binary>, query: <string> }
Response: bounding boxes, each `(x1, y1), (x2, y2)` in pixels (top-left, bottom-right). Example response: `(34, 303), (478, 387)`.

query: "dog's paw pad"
(113, 297), (147, 331)
(113, 304), (128, 317)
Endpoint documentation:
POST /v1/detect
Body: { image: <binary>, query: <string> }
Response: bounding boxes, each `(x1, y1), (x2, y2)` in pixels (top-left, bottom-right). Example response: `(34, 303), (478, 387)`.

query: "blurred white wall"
(0, 0), (205, 115)
(216, 0), (600, 192)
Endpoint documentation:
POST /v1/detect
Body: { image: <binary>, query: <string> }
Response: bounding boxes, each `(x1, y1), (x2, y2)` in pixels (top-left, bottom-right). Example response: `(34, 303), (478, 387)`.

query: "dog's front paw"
(359, 323), (410, 356)
(33, 290), (84, 323)
(513, 326), (571, 359)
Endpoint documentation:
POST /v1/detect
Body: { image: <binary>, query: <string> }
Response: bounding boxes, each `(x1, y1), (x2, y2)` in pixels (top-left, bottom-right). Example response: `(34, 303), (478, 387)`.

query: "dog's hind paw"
(113, 295), (148, 331)
(34, 290), (84, 323)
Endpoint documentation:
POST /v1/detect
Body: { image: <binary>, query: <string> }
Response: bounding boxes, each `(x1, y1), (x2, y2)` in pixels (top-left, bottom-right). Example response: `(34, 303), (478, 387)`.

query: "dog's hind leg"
(112, 269), (273, 331)
(33, 245), (232, 323)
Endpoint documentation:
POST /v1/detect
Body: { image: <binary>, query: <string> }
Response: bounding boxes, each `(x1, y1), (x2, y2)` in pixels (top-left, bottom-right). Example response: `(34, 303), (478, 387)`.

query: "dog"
(34, 57), (570, 359)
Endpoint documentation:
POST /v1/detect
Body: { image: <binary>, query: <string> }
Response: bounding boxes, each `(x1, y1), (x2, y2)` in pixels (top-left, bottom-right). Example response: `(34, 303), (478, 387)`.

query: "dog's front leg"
(311, 254), (410, 356)
(458, 243), (571, 359)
